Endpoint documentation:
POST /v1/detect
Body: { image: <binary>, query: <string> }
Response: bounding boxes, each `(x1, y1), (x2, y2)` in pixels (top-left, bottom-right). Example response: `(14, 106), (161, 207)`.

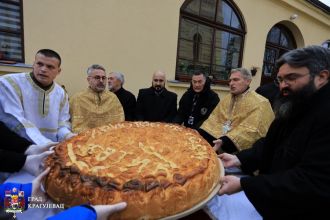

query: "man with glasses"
(206, 46), (330, 219)
(0, 49), (74, 145)
(135, 70), (177, 122)
(69, 64), (124, 133)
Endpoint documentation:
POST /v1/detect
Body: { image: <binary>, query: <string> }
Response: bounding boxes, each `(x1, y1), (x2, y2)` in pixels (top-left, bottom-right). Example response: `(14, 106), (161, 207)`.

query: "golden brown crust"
(45, 122), (221, 220)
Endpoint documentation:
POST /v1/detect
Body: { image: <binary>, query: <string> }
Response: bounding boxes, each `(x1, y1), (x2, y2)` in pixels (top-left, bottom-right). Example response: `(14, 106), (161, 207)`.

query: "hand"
(23, 150), (54, 176)
(213, 139), (223, 152)
(92, 202), (127, 220)
(31, 167), (50, 204)
(218, 175), (241, 195)
(65, 133), (77, 140)
(218, 153), (241, 168)
(25, 142), (58, 155)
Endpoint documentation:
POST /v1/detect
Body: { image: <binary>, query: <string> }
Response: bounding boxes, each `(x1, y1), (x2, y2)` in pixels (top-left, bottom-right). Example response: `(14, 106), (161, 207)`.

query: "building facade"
(0, 0), (329, 98)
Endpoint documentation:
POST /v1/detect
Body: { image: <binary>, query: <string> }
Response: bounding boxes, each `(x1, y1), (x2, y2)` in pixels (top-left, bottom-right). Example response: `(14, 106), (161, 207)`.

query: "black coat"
(135, 87), (177, 122)
(173, 79), (219, 129)
(0, 122), (32, 172)
(237, 82), (330, 219)
(114, 87), (136, 121)
(255, 82), (279, 109)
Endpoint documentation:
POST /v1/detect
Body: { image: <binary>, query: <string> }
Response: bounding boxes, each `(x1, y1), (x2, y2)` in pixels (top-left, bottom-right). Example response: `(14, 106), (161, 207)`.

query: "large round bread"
(45, 122), (221, 220)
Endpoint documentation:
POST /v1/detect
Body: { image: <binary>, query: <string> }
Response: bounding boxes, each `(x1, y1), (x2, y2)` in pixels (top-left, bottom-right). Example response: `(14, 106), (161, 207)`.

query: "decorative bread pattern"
(45, 122), (221, 220)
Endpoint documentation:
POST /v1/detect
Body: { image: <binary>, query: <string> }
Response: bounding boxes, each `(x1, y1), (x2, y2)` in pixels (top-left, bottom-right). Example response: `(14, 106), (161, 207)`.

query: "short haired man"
(200, 68), (274, 153)
(70, 64), (124, 133)
(0, 49), (74, 144)
(108, 72), (136, 121)
(173, 72), (219, 129)
(206, 45), (330, 220)
(135, 70), (177, 122)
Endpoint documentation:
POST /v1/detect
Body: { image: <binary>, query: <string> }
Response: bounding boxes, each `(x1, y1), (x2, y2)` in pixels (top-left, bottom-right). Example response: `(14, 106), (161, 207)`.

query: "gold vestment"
(201, 90), (274, 151)
(70, 88), (124, 133)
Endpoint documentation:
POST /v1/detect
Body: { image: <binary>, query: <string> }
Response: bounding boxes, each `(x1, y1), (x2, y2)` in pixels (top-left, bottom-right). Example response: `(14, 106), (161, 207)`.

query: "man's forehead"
(192, 74), (205, 80)
(35, 53), (60, 64)
(277, 64), (309, 76)
(230, 71), (243, 79)
(91, 69), (106, 75)
(153, 75), (165, 80)
(109, 73), (118, 79)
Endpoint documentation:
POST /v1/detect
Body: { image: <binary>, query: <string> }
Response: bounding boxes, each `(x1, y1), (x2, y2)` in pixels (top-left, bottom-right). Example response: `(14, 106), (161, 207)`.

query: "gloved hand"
(65, 133), (77, 140)
(92, 202), (127, 220)
(31, 167), (50, 204)
(25, 142), (58, 155)
(23, 150), (54, 176)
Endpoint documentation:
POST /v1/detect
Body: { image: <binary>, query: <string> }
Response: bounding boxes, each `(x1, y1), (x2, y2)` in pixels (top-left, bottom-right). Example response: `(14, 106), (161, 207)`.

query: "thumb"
(33, 167), (50, 186)
(38, 150), (54, 160)
(109, 202), (127, 213)
(41, 142), (59, 150)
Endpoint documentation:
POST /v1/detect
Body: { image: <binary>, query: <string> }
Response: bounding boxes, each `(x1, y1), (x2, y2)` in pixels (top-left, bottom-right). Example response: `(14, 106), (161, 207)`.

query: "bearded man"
(205, 46), (330, 220)
(135, 70), (177, 122)
(69, 64), (124, 133)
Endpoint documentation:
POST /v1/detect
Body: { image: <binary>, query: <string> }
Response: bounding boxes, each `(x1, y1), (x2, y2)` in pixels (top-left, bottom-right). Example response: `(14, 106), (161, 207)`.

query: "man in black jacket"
(173, 72), (219, 129)
(108, 72), (136, 121)
(206, 46), (330, 219)
(135, 70), (177, 122)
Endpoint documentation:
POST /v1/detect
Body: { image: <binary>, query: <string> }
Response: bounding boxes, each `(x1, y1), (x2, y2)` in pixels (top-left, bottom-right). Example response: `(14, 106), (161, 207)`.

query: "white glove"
(65, 133), (77, 140)
(25, 142), (58, 155)
(31, 167), (50, 204)
(23, 150), (54, 176)
(92, 202), (127, 220)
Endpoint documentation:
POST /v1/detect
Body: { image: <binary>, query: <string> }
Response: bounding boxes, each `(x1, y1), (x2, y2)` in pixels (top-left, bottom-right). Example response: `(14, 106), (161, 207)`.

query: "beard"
(274, 81), (317, 119)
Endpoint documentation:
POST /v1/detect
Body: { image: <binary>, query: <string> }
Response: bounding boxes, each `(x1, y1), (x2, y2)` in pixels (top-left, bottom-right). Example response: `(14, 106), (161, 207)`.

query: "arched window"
(261, 24), (296, 85)
(176, 0), (245, 84)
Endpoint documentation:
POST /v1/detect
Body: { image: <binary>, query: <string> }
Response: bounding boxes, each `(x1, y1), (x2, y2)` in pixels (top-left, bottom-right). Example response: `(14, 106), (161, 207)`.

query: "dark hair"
(276, 45), (330, 77)
(192, 71), (206, 78)
(36, 49), (62, 66)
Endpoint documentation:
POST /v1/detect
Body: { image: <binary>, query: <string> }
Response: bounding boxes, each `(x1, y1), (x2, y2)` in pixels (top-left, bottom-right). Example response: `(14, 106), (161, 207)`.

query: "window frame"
(260, 24), (296, 85)
(0, 0), (24, 63)
(175, 0), (246, 85)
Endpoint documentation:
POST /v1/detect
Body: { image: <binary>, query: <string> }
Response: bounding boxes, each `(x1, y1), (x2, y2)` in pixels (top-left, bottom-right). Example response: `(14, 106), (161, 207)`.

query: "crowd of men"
(0, 45), (330, 220)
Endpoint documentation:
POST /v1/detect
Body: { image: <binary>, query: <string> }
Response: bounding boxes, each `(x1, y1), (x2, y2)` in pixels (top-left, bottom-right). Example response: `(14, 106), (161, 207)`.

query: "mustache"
(281, 88), (291, 95)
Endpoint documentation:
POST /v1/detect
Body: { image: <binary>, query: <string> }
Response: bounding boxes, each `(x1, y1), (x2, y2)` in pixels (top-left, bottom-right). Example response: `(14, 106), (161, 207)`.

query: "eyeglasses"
(90, 76), (107, 81)
(275, 73), (310, 85)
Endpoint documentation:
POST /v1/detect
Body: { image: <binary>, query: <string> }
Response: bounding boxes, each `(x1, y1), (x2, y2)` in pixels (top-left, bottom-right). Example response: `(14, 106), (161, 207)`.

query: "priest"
(200, 68), (274, 153)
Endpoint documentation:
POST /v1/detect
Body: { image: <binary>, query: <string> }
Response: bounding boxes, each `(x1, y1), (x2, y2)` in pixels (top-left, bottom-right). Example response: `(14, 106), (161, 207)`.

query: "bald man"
(135, 70), (177, 122)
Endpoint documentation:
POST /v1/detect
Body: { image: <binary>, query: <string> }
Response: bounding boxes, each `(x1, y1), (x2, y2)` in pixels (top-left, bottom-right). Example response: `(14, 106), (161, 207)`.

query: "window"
(176, 0), (245, 84)
(0, 0), (24, 63)
(260, 24), (296, 85)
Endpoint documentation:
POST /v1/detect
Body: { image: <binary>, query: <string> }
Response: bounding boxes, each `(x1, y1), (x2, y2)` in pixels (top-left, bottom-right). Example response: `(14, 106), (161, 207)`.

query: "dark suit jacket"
(135, 87), (177, 122)
(114, 87), (136, 121)
(0, 122), (32, 172)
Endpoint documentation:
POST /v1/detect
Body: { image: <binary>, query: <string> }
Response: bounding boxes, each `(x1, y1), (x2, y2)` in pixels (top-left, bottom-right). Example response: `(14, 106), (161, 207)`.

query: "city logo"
(4, 187), (25, 219)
